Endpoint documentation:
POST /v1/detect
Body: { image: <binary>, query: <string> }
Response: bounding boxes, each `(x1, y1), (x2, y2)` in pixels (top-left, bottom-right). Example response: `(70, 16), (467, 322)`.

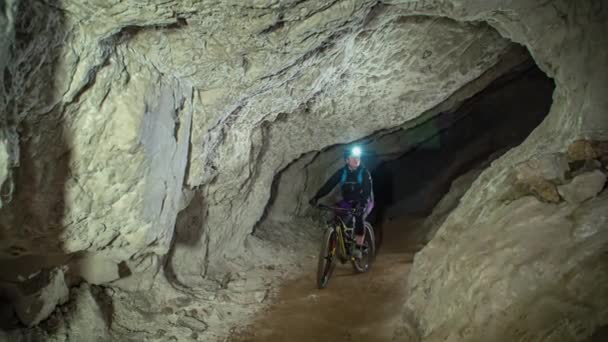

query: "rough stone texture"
(61, 284), (111, 342)
(12, 268), (69, 327)
(407, 193), (608, 342)
(0, 284), (112, 342)
(422, 167), (484, 243)
(0, 1), (17, 210)
(401, 0), (608, 340)
(71, 254), (121, 285)
(513, 153), (570, 203)
(183, 10), (515, 279)
(0, 219), (319, 341)
(558, 170), (607, 204)
(568, 140), (608, 162)
(0, 0), (518, 286)
(0, 0), (606, 341)
(515, 154), (570, 183)
(568, 140), (602, 161)
(108, 219), (320, 342)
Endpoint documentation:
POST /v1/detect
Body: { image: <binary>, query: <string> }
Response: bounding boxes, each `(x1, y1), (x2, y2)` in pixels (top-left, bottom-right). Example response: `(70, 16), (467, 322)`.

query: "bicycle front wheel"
(317, 228), (337, 289)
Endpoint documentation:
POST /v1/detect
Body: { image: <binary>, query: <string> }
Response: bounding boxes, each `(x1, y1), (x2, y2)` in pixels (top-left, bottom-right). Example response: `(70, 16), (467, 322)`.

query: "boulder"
(558, 170), (607, 204)
(514, 153), (570, 183)
(63, 284), (112, 342)
(13, 268), (69, 327)
(567, 140), (608, 162)
(567, 140), (600, 161)
(513, 153), (570, 203)
(407, 194), (608, 341)
(71, 254), (121, 285)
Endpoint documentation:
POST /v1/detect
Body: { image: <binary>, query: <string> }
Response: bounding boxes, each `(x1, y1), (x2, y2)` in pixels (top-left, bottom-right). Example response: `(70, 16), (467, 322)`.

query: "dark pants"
(337, 199), (374, 237)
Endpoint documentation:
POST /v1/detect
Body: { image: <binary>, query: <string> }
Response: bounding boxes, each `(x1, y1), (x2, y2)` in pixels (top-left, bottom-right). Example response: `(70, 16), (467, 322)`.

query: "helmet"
(343, 146), (362, 159)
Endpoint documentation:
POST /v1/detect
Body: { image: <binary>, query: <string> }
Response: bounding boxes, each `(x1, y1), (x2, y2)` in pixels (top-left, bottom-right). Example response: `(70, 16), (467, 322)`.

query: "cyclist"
(309, 146), (374, 259)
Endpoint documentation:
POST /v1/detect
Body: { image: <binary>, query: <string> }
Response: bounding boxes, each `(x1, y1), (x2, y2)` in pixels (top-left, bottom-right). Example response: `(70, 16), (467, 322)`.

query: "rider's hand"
(309, 198), (318, 206)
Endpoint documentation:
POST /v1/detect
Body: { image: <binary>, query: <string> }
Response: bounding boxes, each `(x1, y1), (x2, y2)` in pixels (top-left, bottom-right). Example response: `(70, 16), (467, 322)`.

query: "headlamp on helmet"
(344, 146), (362, 159)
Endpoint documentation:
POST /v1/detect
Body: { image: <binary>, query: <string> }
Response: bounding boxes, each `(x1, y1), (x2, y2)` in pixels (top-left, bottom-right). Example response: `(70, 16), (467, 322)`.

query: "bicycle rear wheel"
(317, 228), (337, 289)
(351, 222), (376, 273)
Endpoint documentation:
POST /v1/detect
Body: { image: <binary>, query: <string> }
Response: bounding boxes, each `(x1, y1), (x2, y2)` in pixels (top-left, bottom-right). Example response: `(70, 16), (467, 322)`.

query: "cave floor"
(229, 217), (425, 342)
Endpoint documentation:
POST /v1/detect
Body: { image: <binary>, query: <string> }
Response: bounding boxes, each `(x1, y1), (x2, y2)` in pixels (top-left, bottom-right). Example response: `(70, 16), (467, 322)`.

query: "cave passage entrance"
(368, 63), (555, 249)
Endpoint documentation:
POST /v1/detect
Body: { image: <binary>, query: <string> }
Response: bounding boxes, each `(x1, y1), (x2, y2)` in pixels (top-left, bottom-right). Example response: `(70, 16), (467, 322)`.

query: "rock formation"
(0, 0), (606, 341)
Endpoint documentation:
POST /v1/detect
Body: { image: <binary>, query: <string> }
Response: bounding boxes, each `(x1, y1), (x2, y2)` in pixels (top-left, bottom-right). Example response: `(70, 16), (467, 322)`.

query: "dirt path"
(230, 218), (425, 342)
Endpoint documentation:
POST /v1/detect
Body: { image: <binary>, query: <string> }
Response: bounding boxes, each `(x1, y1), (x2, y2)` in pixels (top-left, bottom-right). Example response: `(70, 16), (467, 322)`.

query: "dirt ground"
(230, 217), (425, 342)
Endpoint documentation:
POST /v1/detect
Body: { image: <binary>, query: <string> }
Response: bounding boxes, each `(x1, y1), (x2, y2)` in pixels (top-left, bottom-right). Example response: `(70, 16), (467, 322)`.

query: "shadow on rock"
(0, 0), (77, 331)
(164, 190), (210, 287)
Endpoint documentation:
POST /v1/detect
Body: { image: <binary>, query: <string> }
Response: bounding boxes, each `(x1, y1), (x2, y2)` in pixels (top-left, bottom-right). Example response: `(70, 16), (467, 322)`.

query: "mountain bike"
(314, 203), (376, 289)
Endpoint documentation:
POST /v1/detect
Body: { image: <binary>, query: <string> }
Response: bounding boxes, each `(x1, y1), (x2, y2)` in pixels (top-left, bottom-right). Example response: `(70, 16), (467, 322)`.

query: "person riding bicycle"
(309, 146), (374, 259)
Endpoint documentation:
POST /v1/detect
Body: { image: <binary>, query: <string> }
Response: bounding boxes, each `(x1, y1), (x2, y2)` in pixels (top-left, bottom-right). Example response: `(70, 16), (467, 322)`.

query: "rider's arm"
(313, 168), (342, 200)
(360, 169), (372, 201)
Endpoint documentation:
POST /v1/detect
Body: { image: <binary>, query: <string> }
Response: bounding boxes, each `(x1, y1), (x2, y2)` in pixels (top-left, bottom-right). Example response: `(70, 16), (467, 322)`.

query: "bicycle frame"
(317, 203), (357, 260)
(315, 203), (375, 288)
(335, 219), (346, 259)
(331, 215), (355, 261)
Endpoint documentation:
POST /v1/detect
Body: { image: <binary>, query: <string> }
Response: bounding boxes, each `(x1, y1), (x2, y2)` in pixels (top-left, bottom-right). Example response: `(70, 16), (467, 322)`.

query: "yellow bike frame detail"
(335, 220), (348, 258)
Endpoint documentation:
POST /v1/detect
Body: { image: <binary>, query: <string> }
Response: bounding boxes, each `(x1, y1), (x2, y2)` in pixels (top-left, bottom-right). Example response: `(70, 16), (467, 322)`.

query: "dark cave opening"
(368, 63), (555, 248)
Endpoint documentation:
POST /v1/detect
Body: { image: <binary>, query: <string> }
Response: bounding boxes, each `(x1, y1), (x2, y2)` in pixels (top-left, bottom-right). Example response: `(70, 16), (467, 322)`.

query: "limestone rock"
(13, 268), (69, 327)
(70, 254), (121, 285)
(568, 140), (600, 161)
(177, 315), (208, 333)
(0, 0), (606, 340)
(0, 0), (18, 211)
(518, 177), (562, 203)
(401, 0), (608, 340)
(567, 140), (608, 162)
(407, 194), (608, 341)
(515, 153), (570, 183)
(423, 167), (484, 242)
(63, 284), (111, 342)
(558, 170), (607, 204)
(0, 0), (516, 284)
(110, 254), (159, 292)
(513, 153), (570, 203)
(568, 159), (603, 179)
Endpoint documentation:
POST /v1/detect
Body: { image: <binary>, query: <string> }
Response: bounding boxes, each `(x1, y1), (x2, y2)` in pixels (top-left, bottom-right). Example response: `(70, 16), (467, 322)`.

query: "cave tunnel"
(1, 1), (607, 342)
(368, 62), (555, 249)
(259, 57), (556, 254)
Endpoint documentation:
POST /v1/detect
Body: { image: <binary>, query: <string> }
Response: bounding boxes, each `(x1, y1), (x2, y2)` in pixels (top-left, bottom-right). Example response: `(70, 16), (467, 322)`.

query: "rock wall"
(266, 1), (608, 340)
(393, 1), (608, 340)
(0, 1), (17, 206)
(0, 0), (606, 340)
(1, 0), (518, 288)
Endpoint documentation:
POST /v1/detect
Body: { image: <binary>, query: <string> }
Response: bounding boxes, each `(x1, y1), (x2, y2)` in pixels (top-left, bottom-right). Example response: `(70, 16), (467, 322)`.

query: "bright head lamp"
(344, 146), (362, 158)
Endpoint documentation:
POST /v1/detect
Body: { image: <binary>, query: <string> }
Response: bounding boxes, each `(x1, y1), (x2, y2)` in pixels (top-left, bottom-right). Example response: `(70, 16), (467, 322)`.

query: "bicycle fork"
(336, 225), (349, 260)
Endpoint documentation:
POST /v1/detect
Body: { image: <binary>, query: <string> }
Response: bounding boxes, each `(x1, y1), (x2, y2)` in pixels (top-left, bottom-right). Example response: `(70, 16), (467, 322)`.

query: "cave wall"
(265, 1), (608, 341)
(0, 1), (17, 204)
(185, 12), (516, 278)
(0, 0), (518, 286)
(389, 1), (608, 341)
(0, 0), (606, 339)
